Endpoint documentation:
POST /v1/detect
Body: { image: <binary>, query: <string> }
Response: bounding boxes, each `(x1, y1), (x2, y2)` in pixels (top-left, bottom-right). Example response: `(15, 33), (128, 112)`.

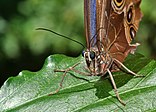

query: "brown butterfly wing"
(96, 0), (142, 63)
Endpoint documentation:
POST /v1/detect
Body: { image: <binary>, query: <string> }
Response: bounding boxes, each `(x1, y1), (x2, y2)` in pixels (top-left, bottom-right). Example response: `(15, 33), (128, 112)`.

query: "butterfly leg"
(107, 68), (126, 106)
(48, 70), (68, 95)
(49, 62), (91, 96)
(48, 62), (80, 96)
(114, 58), (144, 77)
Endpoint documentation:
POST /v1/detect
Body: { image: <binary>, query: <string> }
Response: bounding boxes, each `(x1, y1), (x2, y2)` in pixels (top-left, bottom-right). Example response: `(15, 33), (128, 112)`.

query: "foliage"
(0, 53), (156, 111)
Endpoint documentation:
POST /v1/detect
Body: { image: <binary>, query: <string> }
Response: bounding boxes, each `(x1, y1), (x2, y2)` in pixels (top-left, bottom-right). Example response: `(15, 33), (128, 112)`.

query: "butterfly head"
(82, 46), (113, 75)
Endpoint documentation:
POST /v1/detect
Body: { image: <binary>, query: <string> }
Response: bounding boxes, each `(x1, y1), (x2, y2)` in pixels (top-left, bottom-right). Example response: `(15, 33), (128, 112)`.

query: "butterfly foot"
(134, 74), (145, 78)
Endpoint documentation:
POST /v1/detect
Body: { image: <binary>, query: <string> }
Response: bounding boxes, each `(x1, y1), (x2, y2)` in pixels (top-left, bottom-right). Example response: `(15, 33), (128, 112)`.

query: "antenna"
(36, 27), (85, 49)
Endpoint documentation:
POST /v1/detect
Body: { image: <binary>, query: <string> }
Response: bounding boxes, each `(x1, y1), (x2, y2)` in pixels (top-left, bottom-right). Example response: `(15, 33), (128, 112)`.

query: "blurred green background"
(0, 0), (156, 86)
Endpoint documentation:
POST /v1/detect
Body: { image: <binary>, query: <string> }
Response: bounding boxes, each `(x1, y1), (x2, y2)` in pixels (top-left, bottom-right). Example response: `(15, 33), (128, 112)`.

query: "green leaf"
(0, 53), (156, 112)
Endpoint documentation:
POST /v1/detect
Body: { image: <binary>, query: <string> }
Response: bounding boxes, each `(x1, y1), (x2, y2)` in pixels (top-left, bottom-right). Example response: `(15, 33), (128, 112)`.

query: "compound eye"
(90, 51), (95, 60)
(82, 50), (85, 57)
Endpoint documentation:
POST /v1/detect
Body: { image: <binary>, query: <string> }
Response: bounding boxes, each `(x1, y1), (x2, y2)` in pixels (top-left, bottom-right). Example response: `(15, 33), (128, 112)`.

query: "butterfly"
(37, 0), (143, 106)
(81, 0), (143, 105)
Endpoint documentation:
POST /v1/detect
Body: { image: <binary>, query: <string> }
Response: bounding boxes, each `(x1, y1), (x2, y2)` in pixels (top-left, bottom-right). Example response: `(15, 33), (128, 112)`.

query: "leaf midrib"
(72, 85), (156, 112)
